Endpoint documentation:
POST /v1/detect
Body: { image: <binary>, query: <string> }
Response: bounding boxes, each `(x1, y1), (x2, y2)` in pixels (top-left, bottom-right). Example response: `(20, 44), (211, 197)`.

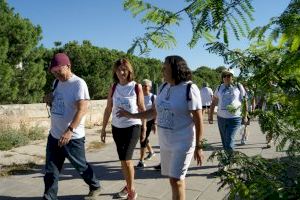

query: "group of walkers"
(43, 52), (255, 200)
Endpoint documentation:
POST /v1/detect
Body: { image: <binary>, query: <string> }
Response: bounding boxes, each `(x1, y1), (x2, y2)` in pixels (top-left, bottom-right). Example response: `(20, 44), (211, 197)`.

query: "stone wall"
(0, 100), (107, 129)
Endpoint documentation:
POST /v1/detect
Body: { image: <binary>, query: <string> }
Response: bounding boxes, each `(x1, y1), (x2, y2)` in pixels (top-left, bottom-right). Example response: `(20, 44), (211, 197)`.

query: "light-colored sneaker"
(116, 186), (128, 199)
(127, 190), (138, 200)
(144, 152), (156, 160)
(84, 186), (101, 200)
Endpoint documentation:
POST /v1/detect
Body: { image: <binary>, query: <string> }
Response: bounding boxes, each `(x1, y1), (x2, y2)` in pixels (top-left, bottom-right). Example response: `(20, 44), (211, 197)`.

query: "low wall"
(0, 100), (107, 129)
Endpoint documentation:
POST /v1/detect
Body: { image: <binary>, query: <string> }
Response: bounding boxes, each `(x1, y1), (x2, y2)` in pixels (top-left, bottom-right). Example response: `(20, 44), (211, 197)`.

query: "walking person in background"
(200, 82), (214, 121)
(118, 55), (205, 200)
(240, 84), (255, 145)
(100, 58), (146, 200)
(43, 53), (101, 200)
(136, 79), (157, 169)
(209, 69), (246, 152)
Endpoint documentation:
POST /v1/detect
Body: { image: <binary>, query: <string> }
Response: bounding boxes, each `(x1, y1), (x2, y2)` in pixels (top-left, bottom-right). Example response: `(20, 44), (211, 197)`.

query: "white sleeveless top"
(144, 93), (156, 121)
(112, 81), (142, 128)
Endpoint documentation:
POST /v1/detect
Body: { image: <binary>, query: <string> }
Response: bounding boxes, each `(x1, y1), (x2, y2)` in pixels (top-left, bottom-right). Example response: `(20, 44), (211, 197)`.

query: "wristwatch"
(67, 126), (74, 133)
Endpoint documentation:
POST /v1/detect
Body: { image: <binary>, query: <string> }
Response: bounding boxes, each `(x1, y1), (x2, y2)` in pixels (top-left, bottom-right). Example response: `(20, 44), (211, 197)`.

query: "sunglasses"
(222, 74), (232, 78)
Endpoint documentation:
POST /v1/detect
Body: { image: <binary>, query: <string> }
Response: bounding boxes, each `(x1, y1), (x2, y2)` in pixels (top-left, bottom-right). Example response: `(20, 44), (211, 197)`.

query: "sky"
(7, 0), (290, 70)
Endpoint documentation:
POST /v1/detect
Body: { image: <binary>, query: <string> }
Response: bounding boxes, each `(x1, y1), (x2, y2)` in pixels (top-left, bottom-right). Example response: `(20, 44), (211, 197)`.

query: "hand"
(152, 124), (157, 134)
(58, 130), (72, 147)
(208, 118), (213, 124)
(140, 128), (146, 142)
(43, 92), (54, 107)
(116, 107), (132, 118)
(194, 148), (204, 166)
(101, 129), (106, 143)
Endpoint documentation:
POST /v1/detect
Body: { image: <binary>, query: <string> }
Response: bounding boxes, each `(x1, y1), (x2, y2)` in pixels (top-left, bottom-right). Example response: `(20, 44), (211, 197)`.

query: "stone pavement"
(0, 119), (283, 200)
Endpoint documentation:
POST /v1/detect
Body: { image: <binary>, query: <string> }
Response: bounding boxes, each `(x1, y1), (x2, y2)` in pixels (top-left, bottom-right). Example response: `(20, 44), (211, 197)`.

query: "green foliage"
(207, 1), (300, 198)
(0, 0), (44, 104)
(249, 0), (300, 52)
(209, 151), (300, 199)
(44, 41), (163, 99)
(192, 66), (221, 89)
(123, 0), (254, 54)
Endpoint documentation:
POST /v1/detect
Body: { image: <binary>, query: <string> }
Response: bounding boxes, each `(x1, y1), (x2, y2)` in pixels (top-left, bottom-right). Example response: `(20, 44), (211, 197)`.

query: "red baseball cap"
(49, 53), (71, 72)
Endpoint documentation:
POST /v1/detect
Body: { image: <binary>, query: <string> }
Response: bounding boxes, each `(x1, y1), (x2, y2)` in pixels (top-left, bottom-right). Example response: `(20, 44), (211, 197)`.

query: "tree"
(123, 0), (300, 198)
(123, 0), (254, 55)
(0, 0), (44, 104)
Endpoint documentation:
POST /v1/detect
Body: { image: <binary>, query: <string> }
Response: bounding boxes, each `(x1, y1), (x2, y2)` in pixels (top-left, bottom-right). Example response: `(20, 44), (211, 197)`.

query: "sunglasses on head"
(222, 74), (232, 78)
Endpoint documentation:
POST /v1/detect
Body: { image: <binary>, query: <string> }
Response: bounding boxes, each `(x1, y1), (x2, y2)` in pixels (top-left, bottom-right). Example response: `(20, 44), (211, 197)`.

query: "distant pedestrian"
(209, 69), (246, 152)
(100, 58), (146, 200)
(43, 53), (101, 200)
(200, 82), (213, 121)
(240, 85), (255, 145)
(136, 79), (157, 169)
(117, 55), (205, 200)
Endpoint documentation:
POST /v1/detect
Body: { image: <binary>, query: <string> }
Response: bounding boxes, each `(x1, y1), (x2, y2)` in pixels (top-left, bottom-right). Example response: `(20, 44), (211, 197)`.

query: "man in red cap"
(43, 53), (101, 200)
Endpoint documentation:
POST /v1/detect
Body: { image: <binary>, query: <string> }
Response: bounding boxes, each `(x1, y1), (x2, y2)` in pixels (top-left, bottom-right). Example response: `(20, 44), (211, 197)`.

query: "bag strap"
(52, 79), (59, 92)
(186, 82), (192, 101)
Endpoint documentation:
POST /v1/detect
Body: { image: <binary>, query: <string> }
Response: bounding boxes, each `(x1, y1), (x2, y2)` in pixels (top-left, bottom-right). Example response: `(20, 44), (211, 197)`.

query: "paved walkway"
(0, 119), (282, 200)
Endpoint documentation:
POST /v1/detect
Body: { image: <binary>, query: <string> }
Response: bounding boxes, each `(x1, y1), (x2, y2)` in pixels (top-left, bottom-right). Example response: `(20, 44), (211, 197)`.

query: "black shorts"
(202, 105), (211, 109)
(140, 119), (155, 148)
(241, 116), (250, 125)
(112, 125), (141, 160)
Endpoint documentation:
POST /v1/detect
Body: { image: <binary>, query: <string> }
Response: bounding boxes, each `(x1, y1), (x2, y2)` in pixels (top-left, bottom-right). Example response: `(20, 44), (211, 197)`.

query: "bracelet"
(195, 139), (206, 149)
(67, 126), (74, 133)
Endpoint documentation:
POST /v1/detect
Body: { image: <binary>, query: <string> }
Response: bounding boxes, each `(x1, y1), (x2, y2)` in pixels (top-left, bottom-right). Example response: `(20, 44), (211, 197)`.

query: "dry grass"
(87, 141), (106, 152)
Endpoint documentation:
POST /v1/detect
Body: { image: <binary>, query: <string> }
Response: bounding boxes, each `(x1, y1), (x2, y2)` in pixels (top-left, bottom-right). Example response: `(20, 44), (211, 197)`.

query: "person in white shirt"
(101, 58), (146, 200)
(136, 79), (157, 168)
(117, 55), (204, 200)
(200, 82), (213, 121)
(209, 69), (246, 152)
(43, 53), (101, 200)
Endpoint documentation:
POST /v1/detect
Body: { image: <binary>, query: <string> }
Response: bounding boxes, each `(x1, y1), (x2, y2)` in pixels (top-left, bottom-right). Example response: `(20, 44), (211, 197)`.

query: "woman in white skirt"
(118, 55), (204, 200)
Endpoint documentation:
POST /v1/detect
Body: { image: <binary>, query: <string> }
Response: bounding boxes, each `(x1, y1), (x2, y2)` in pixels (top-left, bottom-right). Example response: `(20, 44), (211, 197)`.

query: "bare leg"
(121, 160), (135, 192)
(138, 147), (146, 163)
(146, 143), (154, 154)
(169, 178), (185, 200)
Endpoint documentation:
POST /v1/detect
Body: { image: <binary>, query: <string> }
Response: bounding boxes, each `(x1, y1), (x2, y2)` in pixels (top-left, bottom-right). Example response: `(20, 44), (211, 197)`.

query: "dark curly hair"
(112, 58), (134, 83)
(164, 55), (192, 85)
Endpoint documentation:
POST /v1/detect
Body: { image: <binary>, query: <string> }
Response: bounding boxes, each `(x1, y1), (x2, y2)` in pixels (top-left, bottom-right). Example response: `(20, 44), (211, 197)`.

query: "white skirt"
(158, 127), (195, 180)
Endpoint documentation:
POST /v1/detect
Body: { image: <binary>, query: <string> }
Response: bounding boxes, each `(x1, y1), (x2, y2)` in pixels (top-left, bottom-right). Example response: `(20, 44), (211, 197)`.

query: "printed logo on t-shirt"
(115, 97), (132, 112)
(51, 92), (64, 117)
(156, 100), (174, 130)
(220, 87), (235, 110)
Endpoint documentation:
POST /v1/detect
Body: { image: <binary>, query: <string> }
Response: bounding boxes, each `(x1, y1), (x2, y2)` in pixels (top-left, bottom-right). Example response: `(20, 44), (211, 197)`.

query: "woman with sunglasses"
(209, 69), (246, 152)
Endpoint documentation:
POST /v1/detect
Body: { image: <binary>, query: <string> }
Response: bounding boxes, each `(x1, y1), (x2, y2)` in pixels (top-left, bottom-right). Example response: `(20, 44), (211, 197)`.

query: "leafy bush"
(0, 125), (46, 151)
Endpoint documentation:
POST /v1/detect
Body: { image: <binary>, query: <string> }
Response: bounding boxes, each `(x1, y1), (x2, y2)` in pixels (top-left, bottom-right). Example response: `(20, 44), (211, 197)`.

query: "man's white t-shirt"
(50, 74), (90, 139)
(200, 86), (213, 106)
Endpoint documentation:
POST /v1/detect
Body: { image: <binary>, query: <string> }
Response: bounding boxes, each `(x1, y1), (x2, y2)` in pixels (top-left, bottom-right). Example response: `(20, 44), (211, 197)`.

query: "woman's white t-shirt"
(156, 81), (202, 146)
(112, 81), (142, 128)
(214, 83), (246, 118)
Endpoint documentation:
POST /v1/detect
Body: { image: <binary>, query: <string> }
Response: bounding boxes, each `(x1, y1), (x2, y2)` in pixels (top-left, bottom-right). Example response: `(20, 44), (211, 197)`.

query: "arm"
(208, 96), (218, 124)
(191, 109), (204, 166)
(101, 86), (113, 143)
(137, 84), (147, 141)
(58, 99), (88, 147)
